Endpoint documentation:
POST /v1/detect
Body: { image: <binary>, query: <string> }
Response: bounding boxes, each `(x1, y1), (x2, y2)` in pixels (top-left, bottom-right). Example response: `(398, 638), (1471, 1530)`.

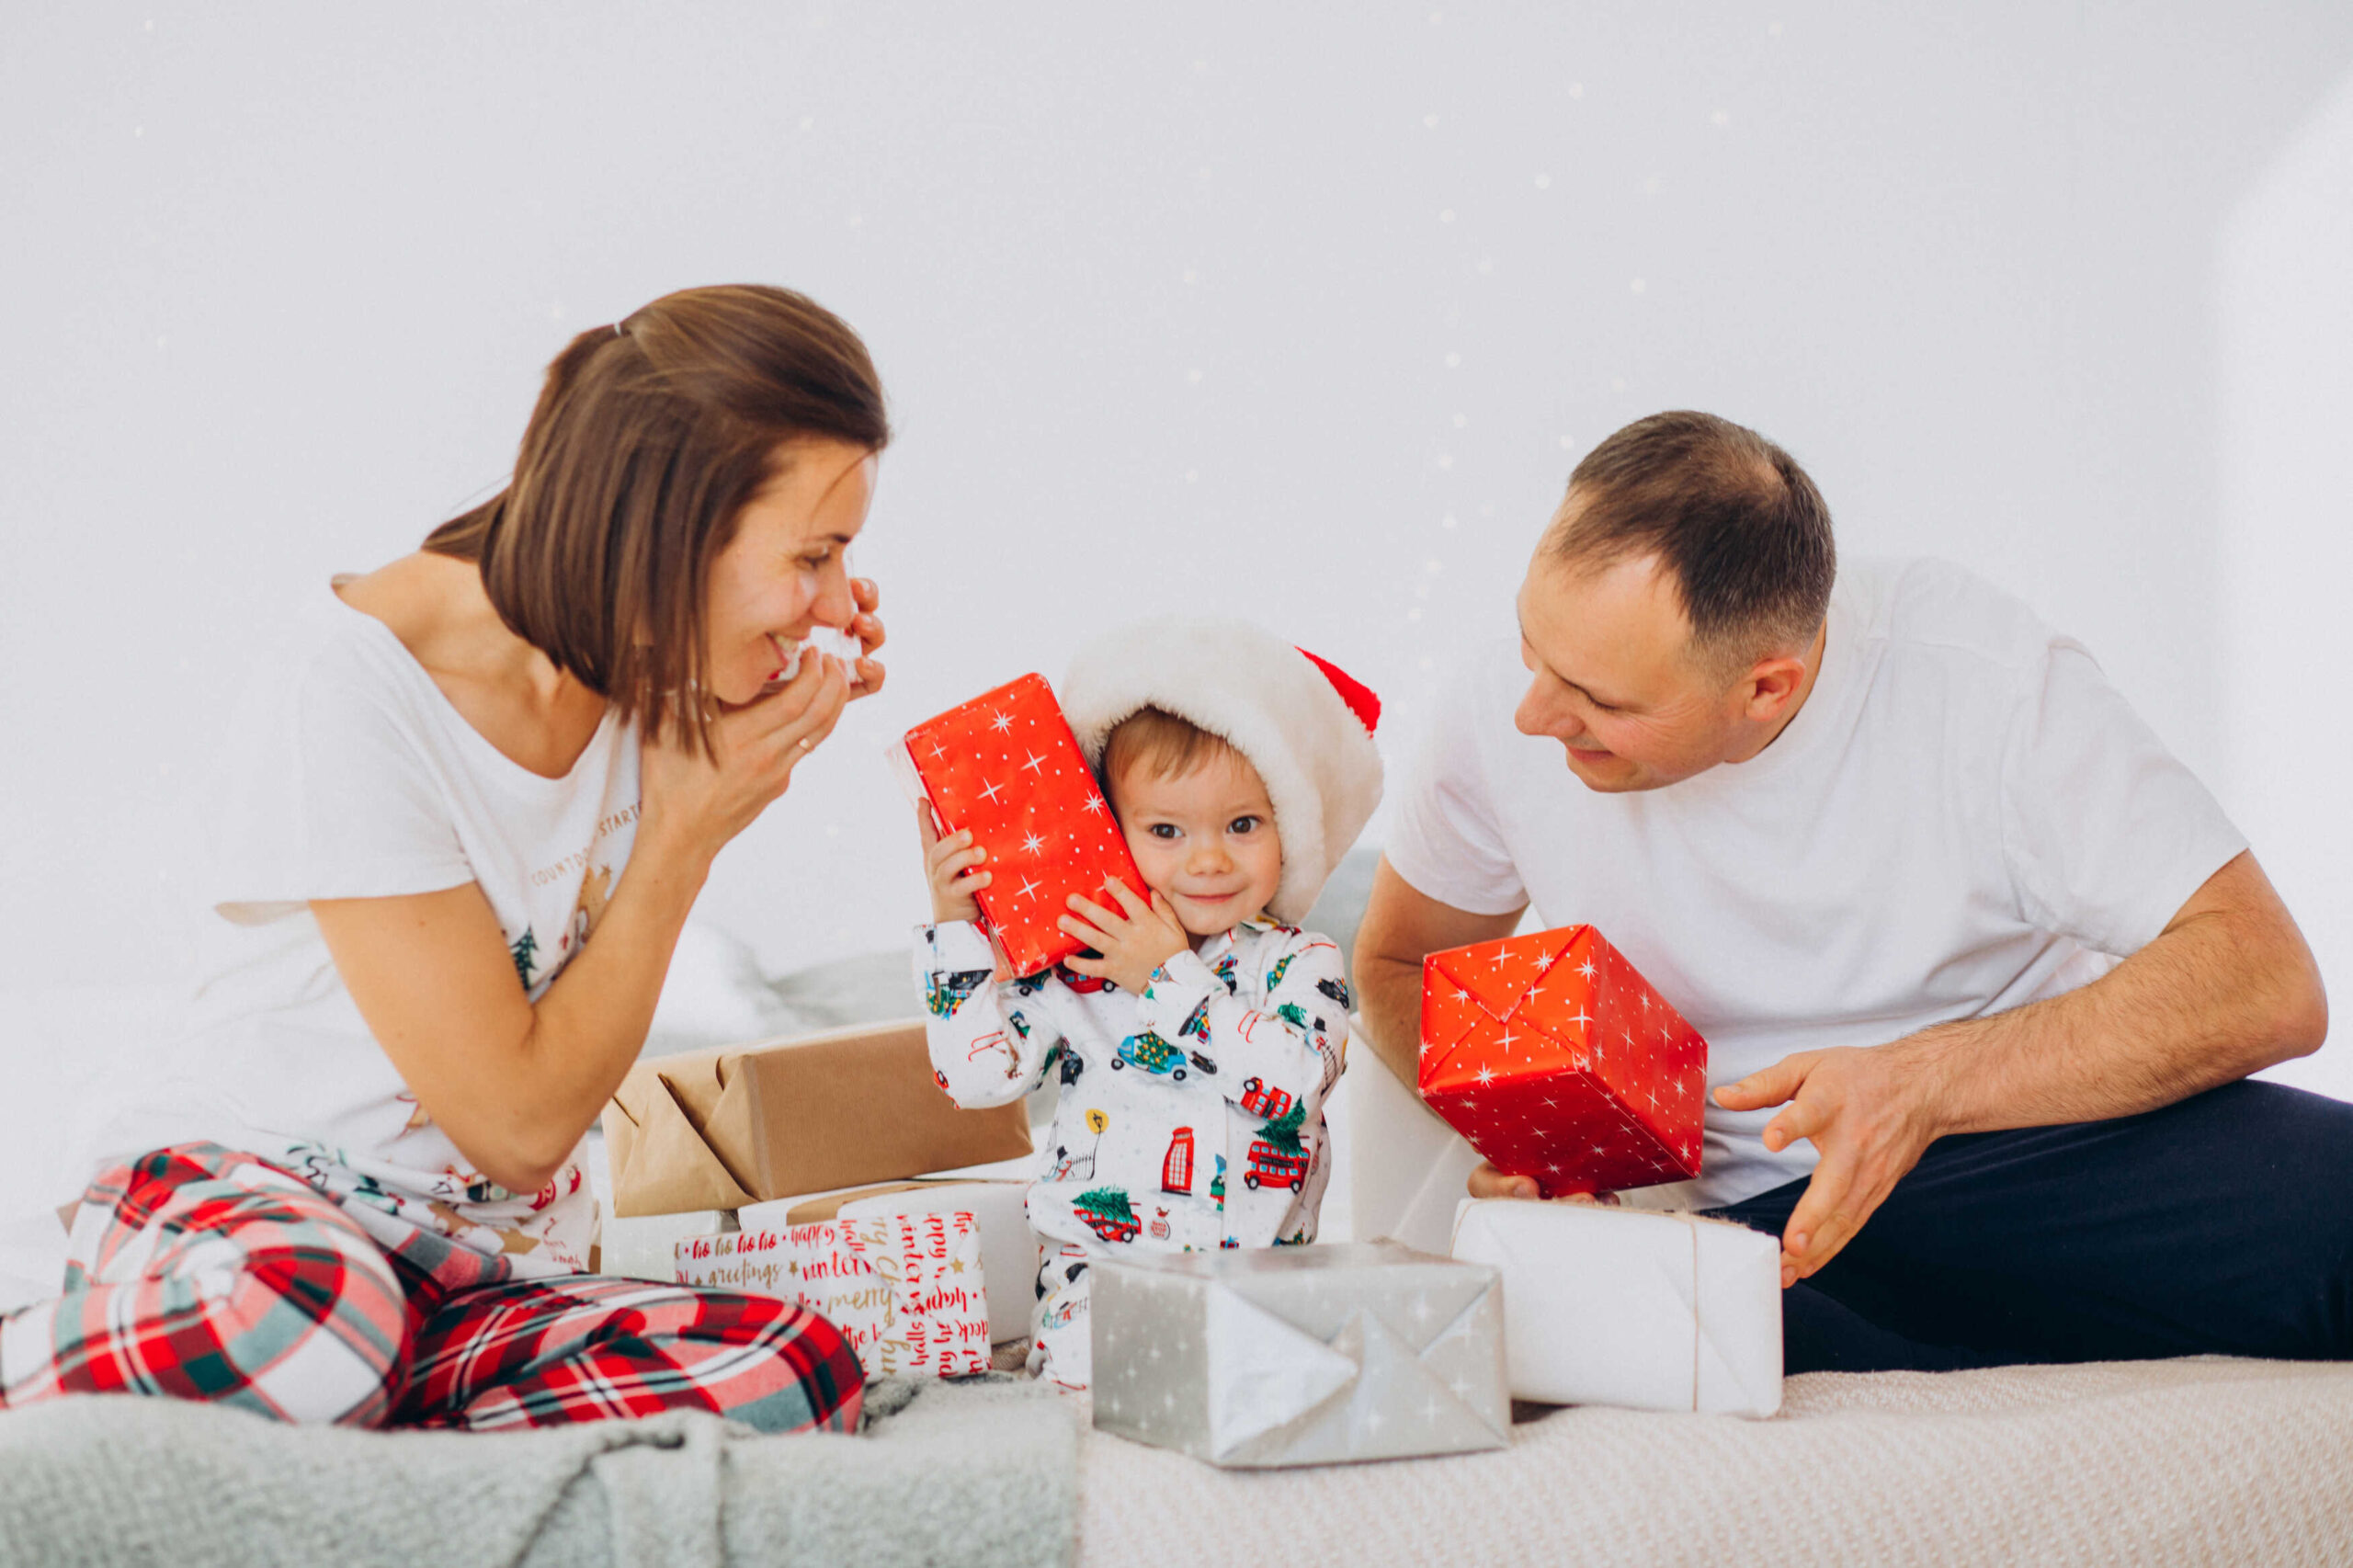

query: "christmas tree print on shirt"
(509, 927), (539, 988)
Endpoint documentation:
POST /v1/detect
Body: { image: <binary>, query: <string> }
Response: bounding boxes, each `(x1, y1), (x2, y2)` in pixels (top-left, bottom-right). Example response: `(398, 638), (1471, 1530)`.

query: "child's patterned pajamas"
(0, 1143), (865, 1431)
(917, 916), (1352, 1388)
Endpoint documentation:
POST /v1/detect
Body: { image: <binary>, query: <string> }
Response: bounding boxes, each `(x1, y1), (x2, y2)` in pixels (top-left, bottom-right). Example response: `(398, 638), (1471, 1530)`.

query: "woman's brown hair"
(424, 283), (889, 751)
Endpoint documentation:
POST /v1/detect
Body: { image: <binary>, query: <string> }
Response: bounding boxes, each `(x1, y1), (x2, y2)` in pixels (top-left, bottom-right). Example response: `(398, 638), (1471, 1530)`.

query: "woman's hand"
(847, 576), (886, 699)
(921, 807), (992, 925)
(1060, 880), (1189, 995)
(639, 651), (851, 872)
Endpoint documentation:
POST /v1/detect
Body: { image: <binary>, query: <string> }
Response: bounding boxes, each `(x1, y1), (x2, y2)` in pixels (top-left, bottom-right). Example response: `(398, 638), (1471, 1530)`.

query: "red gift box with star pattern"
(898, 673), (1146, 978)
(1418, 926), (1708, 1198)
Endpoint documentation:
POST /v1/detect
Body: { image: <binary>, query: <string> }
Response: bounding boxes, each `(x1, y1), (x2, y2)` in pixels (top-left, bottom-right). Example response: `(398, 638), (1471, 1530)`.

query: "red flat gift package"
(1418, 926), (1707, 1197)
(897, 673), (1146, 978)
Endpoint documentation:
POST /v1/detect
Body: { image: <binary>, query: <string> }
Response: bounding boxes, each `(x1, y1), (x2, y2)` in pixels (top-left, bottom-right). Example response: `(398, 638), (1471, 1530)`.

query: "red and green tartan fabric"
(900, 673), (1146, 977)
(0, 1142), (863, 1432)
(1418, 926), (1708, 1198)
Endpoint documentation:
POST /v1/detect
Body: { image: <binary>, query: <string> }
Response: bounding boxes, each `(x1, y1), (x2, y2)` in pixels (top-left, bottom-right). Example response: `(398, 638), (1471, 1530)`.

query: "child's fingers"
(1064, 892), (1123, 932)
(1058, 913), (1115, 950)
(931, 843), (985, 880)
(1105, 880), (1154, 920)
(1063, 952), (1109, 980)
(953, 869), (993, 894)
(924, 827), (978, 871)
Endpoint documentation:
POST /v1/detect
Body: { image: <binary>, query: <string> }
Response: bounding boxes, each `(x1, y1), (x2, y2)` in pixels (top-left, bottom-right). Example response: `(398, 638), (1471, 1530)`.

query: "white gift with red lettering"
(675, 1210), (991, 1380)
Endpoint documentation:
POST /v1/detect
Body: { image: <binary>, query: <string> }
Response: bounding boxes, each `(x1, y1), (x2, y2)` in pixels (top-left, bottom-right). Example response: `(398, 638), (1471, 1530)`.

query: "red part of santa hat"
(1295, 646), (1381, 735)
(1063, 619), (1385, 925)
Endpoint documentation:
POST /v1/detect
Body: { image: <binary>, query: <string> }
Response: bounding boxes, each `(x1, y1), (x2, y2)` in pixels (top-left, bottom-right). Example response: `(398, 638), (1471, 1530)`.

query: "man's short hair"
(1545, 411), (1836, 669)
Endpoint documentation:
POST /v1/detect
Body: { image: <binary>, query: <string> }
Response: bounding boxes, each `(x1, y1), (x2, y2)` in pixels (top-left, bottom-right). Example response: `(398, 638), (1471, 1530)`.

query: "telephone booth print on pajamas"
(1162, 1127), (1194, 1194)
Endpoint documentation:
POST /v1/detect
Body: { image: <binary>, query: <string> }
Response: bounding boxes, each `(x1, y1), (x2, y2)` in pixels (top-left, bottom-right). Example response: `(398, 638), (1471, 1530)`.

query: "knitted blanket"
(0, 1374), (1076, 1568)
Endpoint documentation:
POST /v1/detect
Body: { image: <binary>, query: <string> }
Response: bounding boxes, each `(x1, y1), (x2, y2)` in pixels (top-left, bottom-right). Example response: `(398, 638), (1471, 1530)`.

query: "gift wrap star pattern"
(898, 673), (1145, 977)
(1419, 926), (1707, 1197)
(1090, 1242), (1510, 1468)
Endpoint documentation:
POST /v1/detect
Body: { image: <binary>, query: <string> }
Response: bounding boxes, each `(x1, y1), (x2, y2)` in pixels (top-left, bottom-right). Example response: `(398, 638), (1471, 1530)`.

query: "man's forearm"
(1356, 951), (1426, 1090)
(1901, 854), (2325, 1137)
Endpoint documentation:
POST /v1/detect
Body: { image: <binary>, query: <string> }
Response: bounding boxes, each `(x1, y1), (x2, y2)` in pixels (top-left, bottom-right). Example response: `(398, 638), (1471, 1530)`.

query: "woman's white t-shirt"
(1384, 556), (2249, 1210)
(95, 584), (640, 1276)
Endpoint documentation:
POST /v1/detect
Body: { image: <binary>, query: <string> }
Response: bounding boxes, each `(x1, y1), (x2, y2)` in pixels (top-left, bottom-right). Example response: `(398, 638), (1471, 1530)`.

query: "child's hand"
(919, 805), (991, 925)
(1061, 880), (1189, 995)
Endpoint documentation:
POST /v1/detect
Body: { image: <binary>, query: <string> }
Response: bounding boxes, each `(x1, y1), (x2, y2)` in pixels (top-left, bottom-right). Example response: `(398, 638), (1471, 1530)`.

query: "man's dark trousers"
(1704, 1079), (2353, 1373)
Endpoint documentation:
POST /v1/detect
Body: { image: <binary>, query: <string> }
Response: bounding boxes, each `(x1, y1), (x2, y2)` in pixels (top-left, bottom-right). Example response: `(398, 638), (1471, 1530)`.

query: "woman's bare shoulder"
(333, 551), (475, 654)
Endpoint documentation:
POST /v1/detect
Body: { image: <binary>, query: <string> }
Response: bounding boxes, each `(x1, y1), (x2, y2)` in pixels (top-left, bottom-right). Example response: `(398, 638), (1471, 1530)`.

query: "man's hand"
(1467, 1163), (1619, 1205)
(1713, 1042), (1949, 1288)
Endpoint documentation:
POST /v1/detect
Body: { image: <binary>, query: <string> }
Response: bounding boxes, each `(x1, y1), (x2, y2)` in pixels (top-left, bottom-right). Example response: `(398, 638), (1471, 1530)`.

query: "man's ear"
(1742, 653), (1809, 722)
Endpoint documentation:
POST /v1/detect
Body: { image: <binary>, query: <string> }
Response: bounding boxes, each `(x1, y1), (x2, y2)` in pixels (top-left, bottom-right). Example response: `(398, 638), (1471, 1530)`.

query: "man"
(1355, 410), (2351, 1370)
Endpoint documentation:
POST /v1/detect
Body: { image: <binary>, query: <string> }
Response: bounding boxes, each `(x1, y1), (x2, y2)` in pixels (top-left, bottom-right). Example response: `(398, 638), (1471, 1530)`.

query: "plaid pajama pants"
(0, 1143), (864, 1432)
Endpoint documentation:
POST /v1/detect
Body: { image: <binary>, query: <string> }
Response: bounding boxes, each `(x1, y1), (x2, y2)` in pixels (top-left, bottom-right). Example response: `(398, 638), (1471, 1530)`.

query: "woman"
(0, 285), (885, 1431)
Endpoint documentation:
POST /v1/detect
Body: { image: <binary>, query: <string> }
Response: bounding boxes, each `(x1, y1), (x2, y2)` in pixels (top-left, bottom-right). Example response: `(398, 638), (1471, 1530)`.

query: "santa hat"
(1063, 619), (1384, 925)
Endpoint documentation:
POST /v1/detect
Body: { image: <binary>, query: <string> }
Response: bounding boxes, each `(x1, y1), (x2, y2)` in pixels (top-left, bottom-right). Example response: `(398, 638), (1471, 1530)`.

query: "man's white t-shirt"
(92, 585), (641, 1276)
(1384, 556), (2248, 1209)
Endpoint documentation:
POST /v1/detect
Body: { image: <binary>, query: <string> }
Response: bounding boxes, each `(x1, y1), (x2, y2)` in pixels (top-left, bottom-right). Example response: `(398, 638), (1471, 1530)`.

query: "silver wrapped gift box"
(1090, 1242), (1512, 1468)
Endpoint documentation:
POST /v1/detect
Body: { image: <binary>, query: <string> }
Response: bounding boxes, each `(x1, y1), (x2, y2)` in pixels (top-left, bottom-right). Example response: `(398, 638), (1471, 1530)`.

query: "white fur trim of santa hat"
(1062, 618), (1384, 925)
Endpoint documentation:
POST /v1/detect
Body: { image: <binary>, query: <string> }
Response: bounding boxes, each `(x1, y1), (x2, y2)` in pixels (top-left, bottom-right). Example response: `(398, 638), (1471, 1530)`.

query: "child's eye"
(1229, 816), (1260, 835)
(1148, 824), (1180, 841)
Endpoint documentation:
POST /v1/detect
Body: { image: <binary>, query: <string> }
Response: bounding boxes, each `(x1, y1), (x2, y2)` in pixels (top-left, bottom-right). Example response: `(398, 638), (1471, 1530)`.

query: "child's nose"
(1188, 841), (1230, 874)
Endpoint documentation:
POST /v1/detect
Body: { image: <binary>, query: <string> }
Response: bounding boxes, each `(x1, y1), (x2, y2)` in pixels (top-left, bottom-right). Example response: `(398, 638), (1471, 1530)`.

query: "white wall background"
(4, 5), (2350, 1107)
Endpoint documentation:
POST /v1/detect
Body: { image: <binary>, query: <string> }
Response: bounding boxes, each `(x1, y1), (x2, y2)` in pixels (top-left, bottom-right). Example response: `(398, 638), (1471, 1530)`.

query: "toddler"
(913, 619), (1383, 1389)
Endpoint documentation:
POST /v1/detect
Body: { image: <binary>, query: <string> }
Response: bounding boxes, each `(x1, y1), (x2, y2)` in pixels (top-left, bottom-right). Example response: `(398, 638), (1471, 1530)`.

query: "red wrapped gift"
(897, 673), (1146, 978)
(1418, 926), (1707, 1197)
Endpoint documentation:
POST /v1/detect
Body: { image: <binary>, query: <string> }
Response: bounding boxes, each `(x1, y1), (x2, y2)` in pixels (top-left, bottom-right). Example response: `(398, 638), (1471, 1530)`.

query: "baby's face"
(1108, 747), (1284, 937)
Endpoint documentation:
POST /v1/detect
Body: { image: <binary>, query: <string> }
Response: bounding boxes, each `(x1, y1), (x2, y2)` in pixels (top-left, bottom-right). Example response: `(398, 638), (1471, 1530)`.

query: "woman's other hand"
(847, 575), (887, 699)
(921, 806), (991, 925)
(639, 651), (851, 872)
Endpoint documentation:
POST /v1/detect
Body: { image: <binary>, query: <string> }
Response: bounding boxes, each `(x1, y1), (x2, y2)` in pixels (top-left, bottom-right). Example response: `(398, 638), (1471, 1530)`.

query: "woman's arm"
(314, 653), (856, 1195)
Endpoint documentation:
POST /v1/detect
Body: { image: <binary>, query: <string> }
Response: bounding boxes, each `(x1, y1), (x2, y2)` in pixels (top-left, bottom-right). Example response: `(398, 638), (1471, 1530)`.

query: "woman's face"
(702, 439), (877, 707)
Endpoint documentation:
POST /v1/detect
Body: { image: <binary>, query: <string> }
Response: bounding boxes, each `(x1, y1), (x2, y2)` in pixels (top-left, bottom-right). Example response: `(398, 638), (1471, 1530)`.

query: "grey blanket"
(0, 1375), (1075, 1568)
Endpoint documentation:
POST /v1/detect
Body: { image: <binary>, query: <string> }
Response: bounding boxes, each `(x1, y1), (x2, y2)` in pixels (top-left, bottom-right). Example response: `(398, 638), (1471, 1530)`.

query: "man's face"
(1513, 551), (1748, 793)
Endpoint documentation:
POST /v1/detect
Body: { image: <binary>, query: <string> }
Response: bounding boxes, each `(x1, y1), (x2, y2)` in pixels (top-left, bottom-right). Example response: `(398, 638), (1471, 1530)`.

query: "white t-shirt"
(92, 585), (640, 1276)
(1385, 556), (2247, 1209)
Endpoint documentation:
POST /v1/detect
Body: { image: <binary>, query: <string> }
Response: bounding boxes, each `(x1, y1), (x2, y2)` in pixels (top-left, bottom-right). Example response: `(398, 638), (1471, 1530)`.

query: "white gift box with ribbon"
(1449, 1198), (1782, 1416)
(1090, 1242), (1511, 1468)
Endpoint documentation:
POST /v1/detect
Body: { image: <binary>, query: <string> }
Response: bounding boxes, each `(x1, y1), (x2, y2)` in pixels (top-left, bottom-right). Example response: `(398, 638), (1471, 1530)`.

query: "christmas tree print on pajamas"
(914, 914), (1350, 1388)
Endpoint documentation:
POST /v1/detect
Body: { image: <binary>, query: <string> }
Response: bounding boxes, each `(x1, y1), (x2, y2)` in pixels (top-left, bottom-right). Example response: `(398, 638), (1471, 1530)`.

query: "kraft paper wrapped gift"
(738, 1178), (1040, 1345)
(1449, 1198), (1782, 1417)
(675, 1211), (994, 1381)
(892, 673), (1147, 978)
(1091, 1242), (1511, 1468)
(602, 1019), (1032, 1217)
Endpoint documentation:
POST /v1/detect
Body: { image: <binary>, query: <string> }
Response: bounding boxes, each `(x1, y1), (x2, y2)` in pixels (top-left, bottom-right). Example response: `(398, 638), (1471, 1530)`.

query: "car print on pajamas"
(1109, 1030), (1187, 1080)
(1238, 1076), (1293, 1120)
